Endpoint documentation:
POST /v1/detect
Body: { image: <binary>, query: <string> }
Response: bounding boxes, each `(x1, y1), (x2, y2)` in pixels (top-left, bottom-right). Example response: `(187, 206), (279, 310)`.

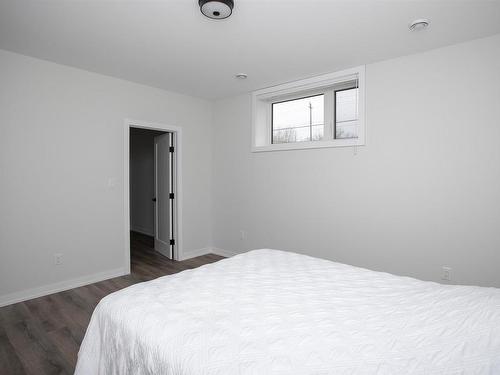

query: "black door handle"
(152, 197), (156, 202)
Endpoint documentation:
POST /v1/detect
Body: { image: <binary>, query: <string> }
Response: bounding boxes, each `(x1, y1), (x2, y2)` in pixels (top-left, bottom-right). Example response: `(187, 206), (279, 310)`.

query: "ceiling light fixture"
(235, 73), (247, 79)
(409, 19), (430, 32)
(199, 0), (234, 20)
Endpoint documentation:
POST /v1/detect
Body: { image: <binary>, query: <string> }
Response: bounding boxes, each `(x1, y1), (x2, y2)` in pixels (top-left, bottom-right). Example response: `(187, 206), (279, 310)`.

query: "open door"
(154, 133), (173, 259)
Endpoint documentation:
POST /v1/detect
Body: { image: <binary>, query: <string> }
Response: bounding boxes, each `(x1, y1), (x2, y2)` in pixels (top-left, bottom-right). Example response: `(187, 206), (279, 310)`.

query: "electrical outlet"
(441, 266), (451, 281)
(54, 253), (63, 266)
(239, 230), (247, 240)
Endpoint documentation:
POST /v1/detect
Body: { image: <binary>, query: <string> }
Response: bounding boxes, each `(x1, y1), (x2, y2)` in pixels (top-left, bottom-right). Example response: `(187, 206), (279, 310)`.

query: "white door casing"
(124, 119), (182, 271)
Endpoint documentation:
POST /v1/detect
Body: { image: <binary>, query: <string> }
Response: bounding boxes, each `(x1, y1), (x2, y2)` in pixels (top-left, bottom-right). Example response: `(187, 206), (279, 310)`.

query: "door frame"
(123, 118), (183, 271)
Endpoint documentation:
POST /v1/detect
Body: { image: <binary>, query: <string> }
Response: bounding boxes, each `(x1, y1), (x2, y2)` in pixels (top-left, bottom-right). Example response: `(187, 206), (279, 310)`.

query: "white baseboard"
(1, 248), (240, 306)
(0, 267), (128, 308)
(179, 247), (212, 261)
(211, 247), (239, 258)
(180, 247), (239, 261)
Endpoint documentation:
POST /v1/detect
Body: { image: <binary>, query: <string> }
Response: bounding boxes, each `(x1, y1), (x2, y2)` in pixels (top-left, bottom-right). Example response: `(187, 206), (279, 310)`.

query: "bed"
(75, 249), (500, 374)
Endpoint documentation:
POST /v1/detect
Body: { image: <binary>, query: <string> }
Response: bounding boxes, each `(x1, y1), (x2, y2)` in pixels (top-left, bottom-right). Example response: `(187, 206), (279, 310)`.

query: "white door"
(154, 133), (172, 259)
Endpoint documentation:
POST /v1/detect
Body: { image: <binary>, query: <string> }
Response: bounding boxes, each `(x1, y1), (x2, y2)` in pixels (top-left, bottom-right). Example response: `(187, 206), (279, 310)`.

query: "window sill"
(251, 139), (365, 153)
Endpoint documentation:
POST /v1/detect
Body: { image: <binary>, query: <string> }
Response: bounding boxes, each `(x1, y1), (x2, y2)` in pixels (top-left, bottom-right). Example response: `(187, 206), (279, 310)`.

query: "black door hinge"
(169, 239), (175, 246)
(169, 193), (174, 199)
(169, 146), (174, 153)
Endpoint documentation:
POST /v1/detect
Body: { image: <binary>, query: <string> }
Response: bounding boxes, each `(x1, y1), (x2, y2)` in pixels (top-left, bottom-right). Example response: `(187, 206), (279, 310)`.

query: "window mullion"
(324, 90), (334, 140)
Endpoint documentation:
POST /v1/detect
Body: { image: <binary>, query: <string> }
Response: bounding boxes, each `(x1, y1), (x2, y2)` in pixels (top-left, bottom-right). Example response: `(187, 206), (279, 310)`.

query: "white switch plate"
(107, 177), (117, 189)
(240, 230), (247, 240)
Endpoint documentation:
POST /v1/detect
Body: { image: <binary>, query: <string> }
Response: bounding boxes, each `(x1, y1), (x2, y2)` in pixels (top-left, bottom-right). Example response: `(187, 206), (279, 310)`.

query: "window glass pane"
(272, 94), (324, 144)
(335, 88), (358, 139)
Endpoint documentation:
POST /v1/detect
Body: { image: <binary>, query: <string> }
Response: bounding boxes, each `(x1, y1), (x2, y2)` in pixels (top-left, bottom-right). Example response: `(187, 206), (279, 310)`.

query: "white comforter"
(75, 249), (500, 374)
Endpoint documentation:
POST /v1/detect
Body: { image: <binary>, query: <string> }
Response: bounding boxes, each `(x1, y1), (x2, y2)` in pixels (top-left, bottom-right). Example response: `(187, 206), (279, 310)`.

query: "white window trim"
(251, 65), (366, 152)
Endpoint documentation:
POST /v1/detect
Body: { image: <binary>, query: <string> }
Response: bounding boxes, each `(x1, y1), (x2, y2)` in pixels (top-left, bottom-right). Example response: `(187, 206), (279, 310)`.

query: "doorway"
(124, 120), (183, 272)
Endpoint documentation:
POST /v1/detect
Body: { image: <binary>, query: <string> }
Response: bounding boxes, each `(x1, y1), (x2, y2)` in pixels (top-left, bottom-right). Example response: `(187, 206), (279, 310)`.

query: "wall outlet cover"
(54, 253), (63, 266)
(441, 266), (452, 281)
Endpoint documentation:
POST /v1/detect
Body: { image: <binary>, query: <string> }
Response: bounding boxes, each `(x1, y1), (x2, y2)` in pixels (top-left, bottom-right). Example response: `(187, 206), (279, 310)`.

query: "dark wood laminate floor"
(0, 232), (224, 375)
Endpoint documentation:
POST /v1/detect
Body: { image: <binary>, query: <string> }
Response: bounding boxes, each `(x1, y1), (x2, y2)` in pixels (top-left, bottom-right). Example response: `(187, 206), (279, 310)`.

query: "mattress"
(75, 249), (500, 374)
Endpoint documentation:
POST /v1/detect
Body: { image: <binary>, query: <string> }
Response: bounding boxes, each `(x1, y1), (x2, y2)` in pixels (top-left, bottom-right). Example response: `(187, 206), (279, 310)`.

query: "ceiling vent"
(409, 19), (430, 32)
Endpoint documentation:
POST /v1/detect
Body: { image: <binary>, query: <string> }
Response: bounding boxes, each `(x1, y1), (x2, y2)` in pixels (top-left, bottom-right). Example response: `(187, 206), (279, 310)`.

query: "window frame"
(251, 65), (366, 152)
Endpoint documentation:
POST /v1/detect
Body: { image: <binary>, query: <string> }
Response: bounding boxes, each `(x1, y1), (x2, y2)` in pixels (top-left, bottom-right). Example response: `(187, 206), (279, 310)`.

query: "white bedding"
(75, 249), (500, 374)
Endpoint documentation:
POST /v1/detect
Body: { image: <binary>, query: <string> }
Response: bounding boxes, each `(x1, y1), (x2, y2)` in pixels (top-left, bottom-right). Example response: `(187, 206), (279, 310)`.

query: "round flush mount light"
(409, 18), (430, 32)
(199, 0), (234, 20)
(235, 73), (247, 79)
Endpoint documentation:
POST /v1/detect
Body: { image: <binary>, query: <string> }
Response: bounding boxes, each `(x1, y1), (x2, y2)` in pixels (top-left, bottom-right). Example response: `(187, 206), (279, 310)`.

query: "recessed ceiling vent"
(199, 0), (234, 20)
(409, 19), (430, 32)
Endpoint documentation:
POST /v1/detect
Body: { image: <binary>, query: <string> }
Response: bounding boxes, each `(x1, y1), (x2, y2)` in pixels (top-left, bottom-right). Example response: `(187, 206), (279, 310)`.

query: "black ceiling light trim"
(199, 0), (234, 20)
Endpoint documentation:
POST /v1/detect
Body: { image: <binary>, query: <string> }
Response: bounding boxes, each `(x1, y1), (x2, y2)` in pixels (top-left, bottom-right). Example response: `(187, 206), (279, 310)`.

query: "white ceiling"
(1, 0), (499, 99)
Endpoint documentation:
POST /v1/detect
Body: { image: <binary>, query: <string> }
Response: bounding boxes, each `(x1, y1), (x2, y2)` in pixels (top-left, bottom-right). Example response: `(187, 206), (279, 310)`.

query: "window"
(335, 87), (359, 139)
(252, 66), (365, 152)
(272, 94), (324, 144)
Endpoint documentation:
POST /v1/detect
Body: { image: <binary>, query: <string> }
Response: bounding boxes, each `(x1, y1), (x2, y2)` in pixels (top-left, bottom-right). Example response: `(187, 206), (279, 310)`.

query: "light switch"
(108, 177), (117, 189)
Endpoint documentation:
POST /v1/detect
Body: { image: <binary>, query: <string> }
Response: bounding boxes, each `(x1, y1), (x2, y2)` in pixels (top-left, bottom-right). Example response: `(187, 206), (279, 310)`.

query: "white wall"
(1, 34), (499, 307)
(212, 34), (500, 287)
(0, 49), (213, 304)
(129, 129), (158, 236)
